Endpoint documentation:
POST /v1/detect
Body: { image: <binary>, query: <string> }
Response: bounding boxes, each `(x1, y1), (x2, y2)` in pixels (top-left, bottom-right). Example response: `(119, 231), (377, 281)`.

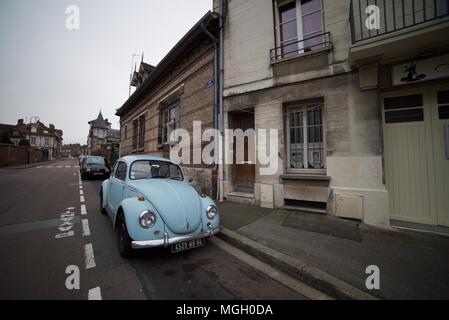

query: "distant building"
(0, 118), (63, 160)
(0, 123), (26, 146)
(87, 111), (120, 164)
(61, 143), (82, 158)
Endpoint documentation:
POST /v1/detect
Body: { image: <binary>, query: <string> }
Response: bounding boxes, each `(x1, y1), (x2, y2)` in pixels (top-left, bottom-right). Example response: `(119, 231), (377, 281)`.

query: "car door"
(108, 161), (127, 215)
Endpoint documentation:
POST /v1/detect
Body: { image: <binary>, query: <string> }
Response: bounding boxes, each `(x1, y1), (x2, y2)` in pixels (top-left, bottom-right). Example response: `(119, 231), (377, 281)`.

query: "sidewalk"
(0, 159), (59, 170)
(216, 202), (449, 300)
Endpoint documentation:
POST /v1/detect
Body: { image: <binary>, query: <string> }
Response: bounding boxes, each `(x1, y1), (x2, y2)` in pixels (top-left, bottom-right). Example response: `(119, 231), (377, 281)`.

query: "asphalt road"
(0, 158), (304, 300)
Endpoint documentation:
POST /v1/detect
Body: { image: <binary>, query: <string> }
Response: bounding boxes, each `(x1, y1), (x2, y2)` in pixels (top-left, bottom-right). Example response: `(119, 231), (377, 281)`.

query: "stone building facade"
(116, 12), (219, 197)
(214, 0), (449, 228)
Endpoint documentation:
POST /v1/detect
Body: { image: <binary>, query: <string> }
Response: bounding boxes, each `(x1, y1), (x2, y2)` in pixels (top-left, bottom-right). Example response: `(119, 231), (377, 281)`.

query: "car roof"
(117, 155), (179, 165)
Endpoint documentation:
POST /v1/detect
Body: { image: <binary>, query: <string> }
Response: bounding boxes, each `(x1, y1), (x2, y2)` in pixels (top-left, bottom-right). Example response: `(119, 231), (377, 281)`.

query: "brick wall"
(0, 144), (48, 167)
(119, 40), (217, 197)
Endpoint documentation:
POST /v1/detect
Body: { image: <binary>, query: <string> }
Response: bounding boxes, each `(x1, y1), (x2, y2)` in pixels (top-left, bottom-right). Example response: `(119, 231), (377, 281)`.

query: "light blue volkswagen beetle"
(100, 155), (221, 257)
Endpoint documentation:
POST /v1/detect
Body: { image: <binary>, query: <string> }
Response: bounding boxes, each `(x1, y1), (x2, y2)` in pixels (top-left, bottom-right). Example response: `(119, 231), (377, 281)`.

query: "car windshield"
(86, 157), (105, 165)
(130, 160), (183, 181)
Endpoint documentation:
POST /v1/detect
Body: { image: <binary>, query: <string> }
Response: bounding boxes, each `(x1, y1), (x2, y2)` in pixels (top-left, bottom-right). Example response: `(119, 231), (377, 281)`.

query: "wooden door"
(231, 112), (255, 192)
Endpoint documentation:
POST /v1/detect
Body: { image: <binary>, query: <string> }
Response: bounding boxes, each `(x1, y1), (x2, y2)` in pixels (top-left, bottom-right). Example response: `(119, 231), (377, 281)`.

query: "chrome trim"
(131, 226), (222, 250)
(206, 205), (218, 220)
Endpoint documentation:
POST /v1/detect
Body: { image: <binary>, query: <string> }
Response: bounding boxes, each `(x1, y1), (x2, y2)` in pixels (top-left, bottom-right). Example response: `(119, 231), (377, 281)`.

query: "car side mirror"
(188, 177), (193, 183)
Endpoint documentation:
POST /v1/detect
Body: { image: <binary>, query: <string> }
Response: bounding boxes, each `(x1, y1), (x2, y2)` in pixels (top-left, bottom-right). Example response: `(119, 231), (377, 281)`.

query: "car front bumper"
(131, 225), (222, 249)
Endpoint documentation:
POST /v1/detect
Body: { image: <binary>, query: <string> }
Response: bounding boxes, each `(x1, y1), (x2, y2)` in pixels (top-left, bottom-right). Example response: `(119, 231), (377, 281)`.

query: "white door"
(430, 85), (449, 227)
(382, 85), (449, 226)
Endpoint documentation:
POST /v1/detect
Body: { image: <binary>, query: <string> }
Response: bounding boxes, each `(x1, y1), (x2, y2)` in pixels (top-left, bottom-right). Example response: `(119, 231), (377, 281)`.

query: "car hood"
(128, 179), (202, 235)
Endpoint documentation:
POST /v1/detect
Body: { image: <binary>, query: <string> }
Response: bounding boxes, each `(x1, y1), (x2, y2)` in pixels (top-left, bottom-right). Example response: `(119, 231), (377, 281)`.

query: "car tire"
(117, 212), (133, 258)
(99, 189), (107, 215)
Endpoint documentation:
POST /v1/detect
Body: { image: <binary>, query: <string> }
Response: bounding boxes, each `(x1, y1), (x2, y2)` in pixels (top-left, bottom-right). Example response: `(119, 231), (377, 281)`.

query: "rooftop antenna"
(128, 53), (143, 97)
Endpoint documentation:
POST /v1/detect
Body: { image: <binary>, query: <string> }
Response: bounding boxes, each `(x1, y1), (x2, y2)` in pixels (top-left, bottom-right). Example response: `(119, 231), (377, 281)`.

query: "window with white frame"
(30, 137), (36, 145)
(277, 0), (323, 58)
(287, 102), (324, 170)
(161, 102), (179, 144)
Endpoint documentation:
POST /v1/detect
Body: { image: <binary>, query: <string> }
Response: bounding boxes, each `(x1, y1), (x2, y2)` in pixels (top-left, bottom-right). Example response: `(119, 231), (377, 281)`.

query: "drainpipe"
(200, 20), (219, 199)
(218, 0), (225, 202)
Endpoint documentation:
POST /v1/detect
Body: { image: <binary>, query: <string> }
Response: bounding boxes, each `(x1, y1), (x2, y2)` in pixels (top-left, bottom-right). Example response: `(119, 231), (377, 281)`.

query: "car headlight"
(206, 205), (218, 220)
(139, 210), (156, 228)
(86, 167), (91, 172)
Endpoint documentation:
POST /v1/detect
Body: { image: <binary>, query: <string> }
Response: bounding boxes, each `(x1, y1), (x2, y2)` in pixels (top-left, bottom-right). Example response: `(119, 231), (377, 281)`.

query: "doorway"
(230, 111), (255, 193)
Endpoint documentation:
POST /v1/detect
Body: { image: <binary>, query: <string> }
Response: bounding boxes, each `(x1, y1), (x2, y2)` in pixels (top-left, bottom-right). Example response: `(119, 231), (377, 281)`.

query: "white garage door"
(383, 85), (449, 227)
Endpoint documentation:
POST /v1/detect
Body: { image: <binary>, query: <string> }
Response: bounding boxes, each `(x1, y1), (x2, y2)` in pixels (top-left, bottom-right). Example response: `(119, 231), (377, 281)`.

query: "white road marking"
(82, 219), (91, 236)
(81, 204), (87, 215)
(80, 190), (84, 195)
(36, 166), (43, 168)
(57, 166), (63, 168)
(46, 166), (53, 168)
(84, 243), (96, 269)
(80, 196), (85, 203)
(79, 185), (83, 189)
(75, 166), (80, 168)
(67, 207), (75, 210)
(65, 166), (71, 168)
(88, 287), (102, 300)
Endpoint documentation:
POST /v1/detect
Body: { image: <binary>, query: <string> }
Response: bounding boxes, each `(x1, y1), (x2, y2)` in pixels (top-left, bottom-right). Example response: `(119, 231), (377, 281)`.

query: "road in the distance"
(0, 158), (304, 300)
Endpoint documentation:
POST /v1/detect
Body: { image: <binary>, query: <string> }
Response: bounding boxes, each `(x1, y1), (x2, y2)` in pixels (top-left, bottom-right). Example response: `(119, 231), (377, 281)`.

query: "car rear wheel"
(99, 189), (107, 215)
(117, 212), (133, 258)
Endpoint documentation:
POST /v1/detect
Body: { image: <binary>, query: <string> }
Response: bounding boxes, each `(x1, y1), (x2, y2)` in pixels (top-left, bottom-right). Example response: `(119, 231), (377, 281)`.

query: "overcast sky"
(0, 0), (211, 144)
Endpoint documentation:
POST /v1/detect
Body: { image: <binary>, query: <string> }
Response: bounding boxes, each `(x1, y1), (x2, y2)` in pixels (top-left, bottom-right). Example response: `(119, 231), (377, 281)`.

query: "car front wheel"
(117, 212), (133, 258)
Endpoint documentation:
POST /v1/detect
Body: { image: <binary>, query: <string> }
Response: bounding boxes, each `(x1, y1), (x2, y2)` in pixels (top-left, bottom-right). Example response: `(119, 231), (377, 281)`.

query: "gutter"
(218, 0), (225, 202)
(200, 20), (220, 199)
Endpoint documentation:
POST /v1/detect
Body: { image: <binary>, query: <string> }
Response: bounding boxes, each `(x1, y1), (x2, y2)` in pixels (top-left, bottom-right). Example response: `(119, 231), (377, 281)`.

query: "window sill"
(131, 148), (144, 154)
(281, 173), (330, 181)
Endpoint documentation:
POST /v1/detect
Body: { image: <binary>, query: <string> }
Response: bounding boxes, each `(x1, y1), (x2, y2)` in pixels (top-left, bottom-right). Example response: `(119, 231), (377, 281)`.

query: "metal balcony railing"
(270, 32), (332, 62)
(350, 0), (449, 44)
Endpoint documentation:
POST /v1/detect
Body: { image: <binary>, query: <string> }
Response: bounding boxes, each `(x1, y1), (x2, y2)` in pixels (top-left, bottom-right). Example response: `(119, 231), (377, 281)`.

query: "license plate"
(170, 238), (205, 253)
(93, 172), (102, 175)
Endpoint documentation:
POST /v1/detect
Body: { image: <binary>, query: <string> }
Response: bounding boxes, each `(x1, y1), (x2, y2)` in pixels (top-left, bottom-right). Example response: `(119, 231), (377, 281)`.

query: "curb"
(218, 228), (378, 300)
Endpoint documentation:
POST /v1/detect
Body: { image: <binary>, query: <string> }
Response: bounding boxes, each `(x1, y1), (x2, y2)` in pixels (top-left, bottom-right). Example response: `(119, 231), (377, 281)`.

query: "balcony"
(270, 32), (332, 62)
(349, 0), (449, 66)
(269, 32), (332, 77)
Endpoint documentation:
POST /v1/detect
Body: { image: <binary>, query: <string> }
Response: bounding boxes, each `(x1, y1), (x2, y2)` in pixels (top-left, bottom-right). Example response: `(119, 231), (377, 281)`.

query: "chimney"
(17, 119), (24, 126)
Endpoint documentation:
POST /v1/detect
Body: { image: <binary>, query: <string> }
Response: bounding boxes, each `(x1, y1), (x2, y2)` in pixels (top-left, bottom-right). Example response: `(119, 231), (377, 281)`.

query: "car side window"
(115, 162), (127, 181)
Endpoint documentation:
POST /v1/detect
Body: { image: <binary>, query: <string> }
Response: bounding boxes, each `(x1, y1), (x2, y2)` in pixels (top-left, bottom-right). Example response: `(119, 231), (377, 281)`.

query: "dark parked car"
(81, 156), (111, 180)
(79, 155), (86, 168)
